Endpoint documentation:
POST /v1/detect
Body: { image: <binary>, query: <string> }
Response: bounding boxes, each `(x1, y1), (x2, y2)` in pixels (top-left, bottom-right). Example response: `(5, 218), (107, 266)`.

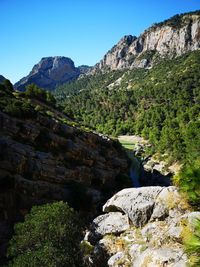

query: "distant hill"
(14, 56), (91, 91)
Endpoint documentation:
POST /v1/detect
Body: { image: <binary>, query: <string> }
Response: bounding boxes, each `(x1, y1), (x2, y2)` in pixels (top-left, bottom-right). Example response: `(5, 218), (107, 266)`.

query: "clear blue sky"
(1, 0), (200, 83)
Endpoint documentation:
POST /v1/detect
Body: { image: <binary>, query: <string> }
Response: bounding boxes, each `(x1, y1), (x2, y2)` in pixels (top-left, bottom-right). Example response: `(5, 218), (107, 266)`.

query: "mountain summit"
(92, 11), (200, 72)
(14, 56), (91, 91)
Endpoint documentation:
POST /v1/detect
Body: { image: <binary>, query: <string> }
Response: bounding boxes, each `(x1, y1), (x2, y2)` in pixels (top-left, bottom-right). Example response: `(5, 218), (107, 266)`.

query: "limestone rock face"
(92, 12), (200, 72)
(85, 186), (200, 266)
(14, 57), (91, 91)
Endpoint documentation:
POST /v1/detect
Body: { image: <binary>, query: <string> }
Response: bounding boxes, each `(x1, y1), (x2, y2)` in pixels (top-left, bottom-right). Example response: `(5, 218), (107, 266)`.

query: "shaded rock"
(0, 101), (129, 262)
(91, 241), (110, 267)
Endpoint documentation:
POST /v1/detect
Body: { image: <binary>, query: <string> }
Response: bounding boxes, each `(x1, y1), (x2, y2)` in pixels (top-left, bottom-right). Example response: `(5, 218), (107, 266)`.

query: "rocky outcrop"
(103, 187), (163, 227)
(84, 186), (200, 266)
(0, 109), (129, 214)
(14, 57), (91, 91)
(92, 11), (200, 72)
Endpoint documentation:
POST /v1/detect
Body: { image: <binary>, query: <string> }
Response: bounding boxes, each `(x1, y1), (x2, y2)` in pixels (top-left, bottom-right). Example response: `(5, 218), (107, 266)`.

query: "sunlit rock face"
(85, 186), (200, 267)
(92, 13), (200, 72)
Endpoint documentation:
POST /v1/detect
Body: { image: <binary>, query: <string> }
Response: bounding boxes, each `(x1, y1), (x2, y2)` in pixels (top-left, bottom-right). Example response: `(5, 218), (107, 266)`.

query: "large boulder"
(103, 187), (163, 227)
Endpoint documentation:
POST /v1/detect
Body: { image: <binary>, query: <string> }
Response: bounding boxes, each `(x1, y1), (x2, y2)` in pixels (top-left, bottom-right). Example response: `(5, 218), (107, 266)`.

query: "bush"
(7, 201), (83, 267)
(173, 160), (200, 207)
(25, 84), (56, 106)
(184, 219), (200, 266)
(3, 99), (35, 119)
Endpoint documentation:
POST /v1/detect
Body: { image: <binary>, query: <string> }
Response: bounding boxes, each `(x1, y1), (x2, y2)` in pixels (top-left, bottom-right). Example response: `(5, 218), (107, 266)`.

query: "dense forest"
(55, 51), (200, 163)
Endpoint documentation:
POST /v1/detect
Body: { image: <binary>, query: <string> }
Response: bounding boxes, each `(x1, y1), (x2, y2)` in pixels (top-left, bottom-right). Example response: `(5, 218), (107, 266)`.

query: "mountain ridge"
(14, 10), (200, 91)
(91, 10), (200, 72)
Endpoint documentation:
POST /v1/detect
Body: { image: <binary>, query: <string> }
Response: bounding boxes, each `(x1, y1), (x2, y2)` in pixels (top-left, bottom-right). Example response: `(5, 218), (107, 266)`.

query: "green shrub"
(185, 219), (200, 266)
(7, 201), (83, 267)
(3, 99), (35, 118)
(25, 84), (56, 106)
(3, 79), (14, 92)
(173, 160), (200, 207)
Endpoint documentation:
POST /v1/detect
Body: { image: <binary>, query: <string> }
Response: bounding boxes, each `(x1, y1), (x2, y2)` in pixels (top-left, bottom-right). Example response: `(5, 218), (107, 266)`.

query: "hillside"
(55, 50), (200, 162)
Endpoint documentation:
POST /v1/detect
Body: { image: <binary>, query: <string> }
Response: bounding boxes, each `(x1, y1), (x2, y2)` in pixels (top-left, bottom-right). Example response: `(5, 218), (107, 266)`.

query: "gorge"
(0, 9), (200, 267)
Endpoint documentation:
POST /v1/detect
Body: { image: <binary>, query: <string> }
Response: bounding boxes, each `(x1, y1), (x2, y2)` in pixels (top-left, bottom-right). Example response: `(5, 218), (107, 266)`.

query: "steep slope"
(14, 57), (91, 91)
(55, 50), (200, 162)
(92, 11), (200, 72)
(0, 83), (129, 262)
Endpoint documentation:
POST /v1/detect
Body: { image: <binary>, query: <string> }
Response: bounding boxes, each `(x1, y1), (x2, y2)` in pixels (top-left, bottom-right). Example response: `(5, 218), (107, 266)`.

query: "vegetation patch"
(7, 201), (83, 267)
(55, 51), (200, 163)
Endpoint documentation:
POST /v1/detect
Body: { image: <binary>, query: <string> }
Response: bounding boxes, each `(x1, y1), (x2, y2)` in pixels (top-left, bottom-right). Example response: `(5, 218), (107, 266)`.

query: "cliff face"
(0, 86), (129, 261)
(92, 12), (200, 72)
(14, 57), (91, 91)
(0, 111), (129, 216)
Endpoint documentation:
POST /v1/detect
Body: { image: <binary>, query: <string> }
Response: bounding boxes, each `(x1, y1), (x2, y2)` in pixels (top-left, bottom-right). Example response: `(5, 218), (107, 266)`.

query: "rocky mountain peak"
(14, 57), (91, 91)
(92, 11), (200, 72)
(31, 56), (75, 75)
